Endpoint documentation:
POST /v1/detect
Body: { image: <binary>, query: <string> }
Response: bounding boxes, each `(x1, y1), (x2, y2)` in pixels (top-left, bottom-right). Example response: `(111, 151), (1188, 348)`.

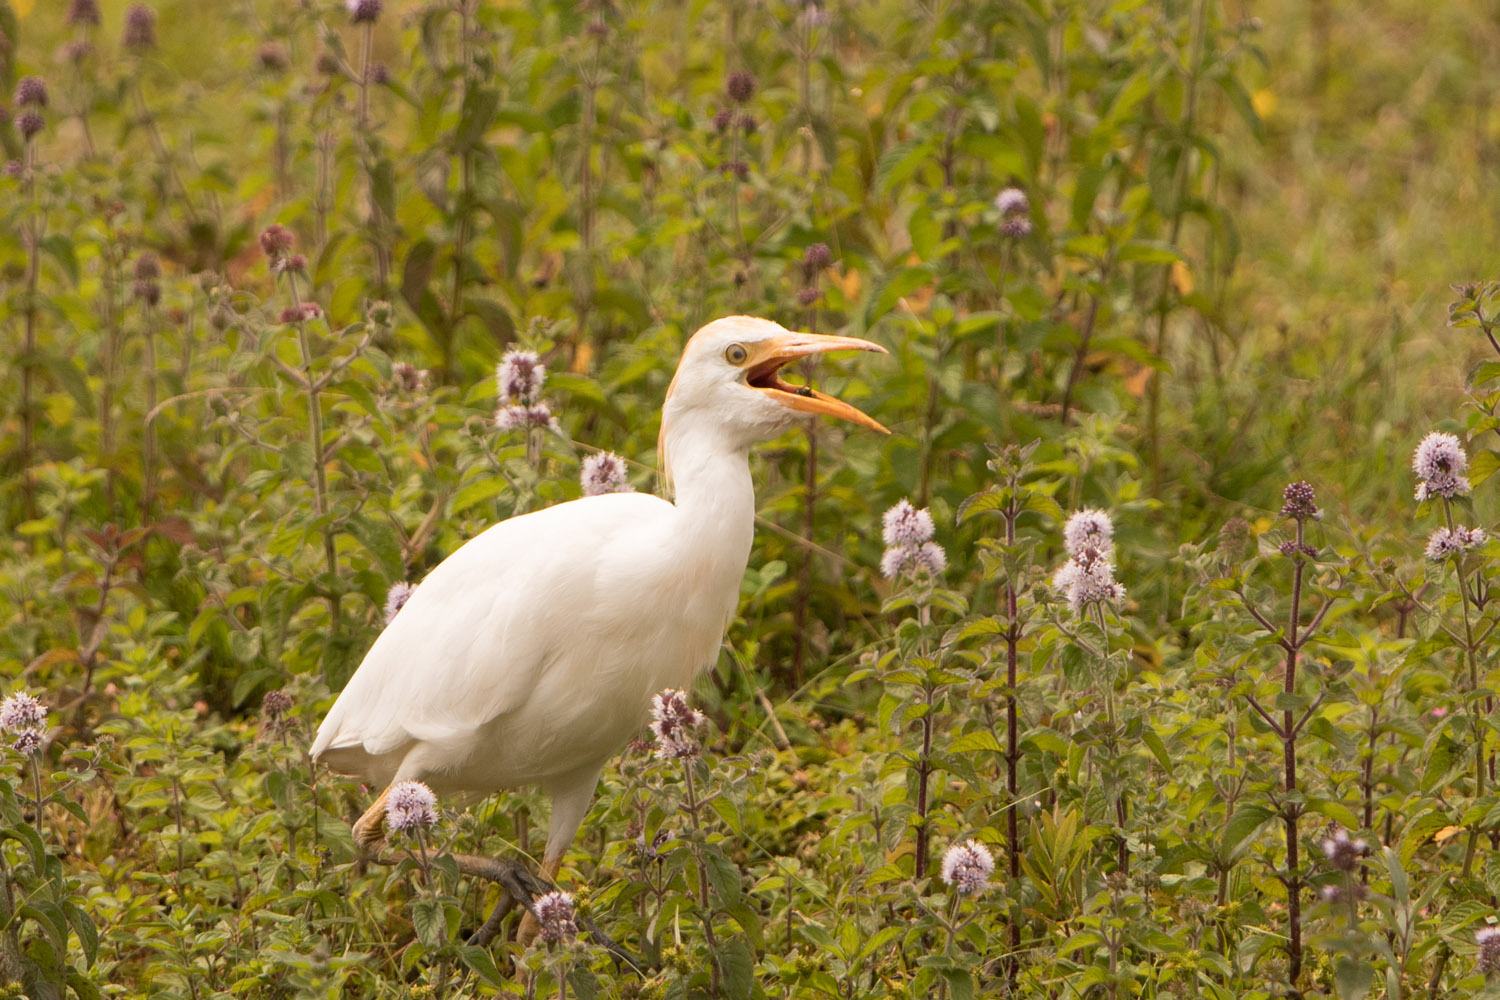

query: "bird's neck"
(662, 421), (757, 557)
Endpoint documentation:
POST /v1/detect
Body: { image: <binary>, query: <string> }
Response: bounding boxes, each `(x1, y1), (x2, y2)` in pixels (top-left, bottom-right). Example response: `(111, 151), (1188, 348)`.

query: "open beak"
(745, 333), (889, 434)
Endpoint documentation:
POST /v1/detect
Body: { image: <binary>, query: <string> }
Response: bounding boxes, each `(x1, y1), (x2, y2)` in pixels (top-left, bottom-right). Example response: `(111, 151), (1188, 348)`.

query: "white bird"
(311, 315), (886, 934)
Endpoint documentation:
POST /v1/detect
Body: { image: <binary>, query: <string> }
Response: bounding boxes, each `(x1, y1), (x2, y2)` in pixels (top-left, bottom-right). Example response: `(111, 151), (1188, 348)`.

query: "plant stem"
(682, 762), (721, 992)
(286, 275), (342, 629)
(1283, 520), (1306, 986)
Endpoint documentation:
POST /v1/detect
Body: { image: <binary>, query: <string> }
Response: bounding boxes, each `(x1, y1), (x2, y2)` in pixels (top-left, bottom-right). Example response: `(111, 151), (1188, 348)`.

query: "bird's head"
(659, 316), (888, 491)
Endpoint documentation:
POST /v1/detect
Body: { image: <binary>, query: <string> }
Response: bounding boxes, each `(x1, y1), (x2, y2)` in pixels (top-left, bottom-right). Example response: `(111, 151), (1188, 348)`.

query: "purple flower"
(259, 223), (295, 260)
(12, 729), (43, 757)
(496, 349), (546, 406)
(15, 77), (48, 109)
(346, 0), (382, 23)
(880, 541), (947, 579)
(725, 71), (756, 104)
(940, 839), (994, 895)
(1320, 827), (1368, 873)
(1425, 526), (1486, 560)
(1413, 431), (1472, 501)
(533, 890), (578, 944)
(882, 499), (935, 548)
(995, 187), (1031, 237)
(495, 403), (557, 432)
(14, 110), (44, 142)
(994, 187), (1029, 216)
(1478, 925), (1500, 974)
(1, 692), (46, 732)
(122, 3), (156, 49)
(1280, 481), (1320, 519)
(67, 0), (102, 26)
(384, 581), (415, 624)
(1051, 554), (1125, 614)
(385, 780), (438, 834)
(1062, 509), (1114, 559)
(880, 500), (945, 579)
(262, 689), (294, 720)
(650, 689), (705, 760)
(581, 451), (632, 496)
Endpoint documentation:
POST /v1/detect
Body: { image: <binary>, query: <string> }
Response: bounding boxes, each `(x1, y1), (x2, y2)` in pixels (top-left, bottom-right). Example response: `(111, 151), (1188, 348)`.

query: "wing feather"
(311, 492), (675, 771)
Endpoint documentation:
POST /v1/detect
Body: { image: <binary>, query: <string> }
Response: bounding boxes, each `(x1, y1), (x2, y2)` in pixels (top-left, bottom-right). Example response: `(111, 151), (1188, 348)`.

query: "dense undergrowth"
(2, 0), (1500, 996)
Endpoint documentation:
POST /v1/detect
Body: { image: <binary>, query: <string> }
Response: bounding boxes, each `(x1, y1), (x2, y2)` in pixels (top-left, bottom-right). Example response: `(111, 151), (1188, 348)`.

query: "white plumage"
(312, 315), (886, 908)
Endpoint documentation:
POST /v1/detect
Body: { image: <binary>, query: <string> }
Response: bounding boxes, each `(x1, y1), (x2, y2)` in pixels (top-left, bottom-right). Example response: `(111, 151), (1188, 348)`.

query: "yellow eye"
(724, 343), (748, 365)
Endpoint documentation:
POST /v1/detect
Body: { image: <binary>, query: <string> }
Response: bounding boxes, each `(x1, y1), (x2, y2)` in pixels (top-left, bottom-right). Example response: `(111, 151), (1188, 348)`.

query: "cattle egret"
(311, 315), (887, 938)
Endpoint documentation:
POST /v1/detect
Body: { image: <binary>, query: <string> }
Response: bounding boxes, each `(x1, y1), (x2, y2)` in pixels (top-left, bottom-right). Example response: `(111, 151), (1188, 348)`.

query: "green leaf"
(949, 730), (1002, 754)
(1333, 957), (1374, 1000)
(720, 939), (754, 1000)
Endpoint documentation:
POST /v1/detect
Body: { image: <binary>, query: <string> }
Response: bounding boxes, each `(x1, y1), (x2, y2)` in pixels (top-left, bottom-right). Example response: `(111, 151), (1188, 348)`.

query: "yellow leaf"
(1434, 825), (1465, 844)
(1251, 88), (1277, 120)
(827, 268), (861, 301)
(1171, 259), (1194, 296)
(12, 0), (33, 15)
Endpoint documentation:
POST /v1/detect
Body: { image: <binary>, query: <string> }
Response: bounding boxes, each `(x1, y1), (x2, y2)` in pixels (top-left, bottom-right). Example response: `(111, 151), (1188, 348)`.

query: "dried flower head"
(67, 0), (102, 26)
(256, 43), (289, 73)
(712, 108), (733, 133)
(1320, 827), (1368, 873)
(1218, 517), (1253, 559)
(371, 63), (390, 85)
(390, 362), (430, 394)
(15, 76), (48, 109)
(796, 287), (823, 308)
(64, 40), (95, 64)
(533, 890), (578, 944)
(1, 691), (47, 732)
(133, 252), (161, 281)
(1413, 431), (1472, 501)
(259, 223), (295, 260)
(650, 689), (705, 760)
(1425, 526), (1486, 560)
(721, 160), (749, 181)
(384, 581), (415, 624)
(581, 451), (632, 496)
(882, 499), (935, 548)
(14, 110), (44, 141)
(1478, 925), (1500, 974)
(725, 70), (756, 104)
(496, 348), (545, 406)
(346, 0), (382, 23)
(940, 839), (994, 895)
(385, 780), (438, 833)
(262, 689), (294, 720)
(738, 113), (758, 134)
(1063, 509), (1114, 559)
(122, 3), (156, 49)
(132, 253), (162, 305)
(803, 242), (833, 273)
(1278, 539), (1317, 561)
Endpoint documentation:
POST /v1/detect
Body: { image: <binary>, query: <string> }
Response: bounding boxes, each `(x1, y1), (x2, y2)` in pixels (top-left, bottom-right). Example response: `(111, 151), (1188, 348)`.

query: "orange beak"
(745, 333), (889, 434)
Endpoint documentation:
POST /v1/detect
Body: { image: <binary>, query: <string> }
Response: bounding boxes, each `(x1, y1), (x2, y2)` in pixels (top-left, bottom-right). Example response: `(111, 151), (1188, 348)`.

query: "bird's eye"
(724, 343), (749, 365)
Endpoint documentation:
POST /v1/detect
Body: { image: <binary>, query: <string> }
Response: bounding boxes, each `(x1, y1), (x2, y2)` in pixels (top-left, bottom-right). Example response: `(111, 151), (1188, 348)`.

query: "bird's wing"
(310, 491), (676, 765)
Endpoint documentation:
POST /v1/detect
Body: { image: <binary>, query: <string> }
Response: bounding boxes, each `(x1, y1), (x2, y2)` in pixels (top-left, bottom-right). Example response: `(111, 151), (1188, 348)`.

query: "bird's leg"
(351, 786), (391, 872)
(515, 855), (564, 946)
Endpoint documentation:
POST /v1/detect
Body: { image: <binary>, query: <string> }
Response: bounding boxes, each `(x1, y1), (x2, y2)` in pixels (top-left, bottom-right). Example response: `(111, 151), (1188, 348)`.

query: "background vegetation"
(1, 0), (1499, 995)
